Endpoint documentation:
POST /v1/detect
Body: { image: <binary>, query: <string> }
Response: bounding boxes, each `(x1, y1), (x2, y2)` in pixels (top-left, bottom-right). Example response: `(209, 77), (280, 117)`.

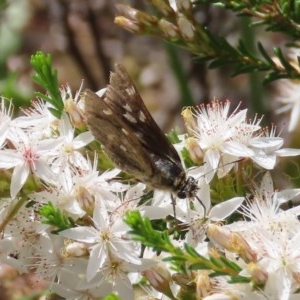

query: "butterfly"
(84, 64), (203, 213)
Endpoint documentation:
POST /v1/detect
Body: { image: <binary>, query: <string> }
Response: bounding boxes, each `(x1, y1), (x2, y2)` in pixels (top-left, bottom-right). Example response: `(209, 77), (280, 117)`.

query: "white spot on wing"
(122, 128), (129, 135)
(120, 145), (127, 152)
(103, 108), (113, 115)
(96, 88), (106, 97)
(139, 111), (146, 122)
(125, 86), (136, 96)
(124, 112), (137, 123)
(135, 132), (143, 139)
(123, 103), (132, 112)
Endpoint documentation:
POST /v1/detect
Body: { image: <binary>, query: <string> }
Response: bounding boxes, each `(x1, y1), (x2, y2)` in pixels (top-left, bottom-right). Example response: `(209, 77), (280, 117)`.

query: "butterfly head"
(175, 176), (198, 199)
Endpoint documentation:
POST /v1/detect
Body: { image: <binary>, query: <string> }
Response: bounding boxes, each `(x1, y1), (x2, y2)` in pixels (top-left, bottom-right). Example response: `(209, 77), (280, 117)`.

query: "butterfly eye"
(177, 190), (186, 199)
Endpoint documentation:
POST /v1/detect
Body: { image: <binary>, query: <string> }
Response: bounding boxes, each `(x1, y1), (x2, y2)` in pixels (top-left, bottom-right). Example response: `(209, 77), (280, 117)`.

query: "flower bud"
(152, 0), (176, 17)
(181, 107), (197, 133)
(158, 19), (179, 38)
(115, 4), (139, 20)
(114, 16), (141, 34)
(185, 137), (203, 163)
(175, 0), (192, 13)
(143, 264), (174, 298)
(65, 242), (88, 257)
(75, 185), (95, 213)
(65, 98), (85, 129)
(195, 271), (211, 298)
(136, 11), (158, 27)
(177, 16), (195, 40)
(207, 224), (257, 263)
(247, 262), (268, 285)
(116, 5), (158, 26)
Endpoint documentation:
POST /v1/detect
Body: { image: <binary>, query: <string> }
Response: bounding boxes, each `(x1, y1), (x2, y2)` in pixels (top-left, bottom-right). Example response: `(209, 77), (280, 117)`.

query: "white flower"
(0, 97), (14, 148)
(29, 234), (81, 284)
(30, 170), (87, 218)
(51, 265), (112, 300)
(13, 99), (57, 139)
(275, 79), (300, 132)
(258, 229), (300, 296)
(237, 173), (300, 235)
(30, 158), (124, 218)
(60, 200), (143, 281)
(95, 256), (154, 300)
(202, 280), (273, 300)
(0, 130), (63, 197)
(61, 83), (86, 128)
(109, 183), (146, 219)
(53, 112), (94, 171)
(249, 126), (300, 169)
(182, 178), (244, 246)
(190, 101), (257, 181)
(190, 101), (300, 176)
(205, 172), (300, 298)
(3, 200), (50, 248)
(0, 198), (30, 273)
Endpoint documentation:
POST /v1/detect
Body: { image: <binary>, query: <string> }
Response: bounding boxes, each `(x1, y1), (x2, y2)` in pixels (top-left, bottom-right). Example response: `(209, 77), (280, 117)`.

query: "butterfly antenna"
(195, 195), (206, 217)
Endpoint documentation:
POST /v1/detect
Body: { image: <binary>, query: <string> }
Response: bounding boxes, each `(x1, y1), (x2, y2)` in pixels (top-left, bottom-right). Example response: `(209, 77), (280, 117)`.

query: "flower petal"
(87, 243), (107, 281)
(275, 148), (300, 157)
(210, 197), (244, 221)
(61, 227), (98, 243)
(0, 151), (23, 168)
(11, 163), (29, 198)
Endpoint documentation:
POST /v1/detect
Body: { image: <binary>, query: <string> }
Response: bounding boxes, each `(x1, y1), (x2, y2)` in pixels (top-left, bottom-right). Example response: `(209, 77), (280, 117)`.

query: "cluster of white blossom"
(0, 85), (300, 300)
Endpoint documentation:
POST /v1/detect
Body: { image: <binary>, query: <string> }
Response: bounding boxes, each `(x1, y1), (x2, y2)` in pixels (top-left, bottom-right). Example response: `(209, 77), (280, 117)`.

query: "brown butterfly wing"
(105, 64), (182, 166)
(85, 89), (154, 181)
(84, 64), (185, 190)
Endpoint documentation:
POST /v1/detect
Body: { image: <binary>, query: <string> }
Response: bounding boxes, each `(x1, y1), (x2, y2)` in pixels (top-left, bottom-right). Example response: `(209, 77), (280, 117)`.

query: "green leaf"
(40, 202), (75, 232)
(209, 256), (225, 268)
(184, 243), (201, 258)
(181, 147), (195, 169)
(163, 256), (186, 262)
(30, 51), (64, 118)
(189, 263), (211, 270)
(219, 255), (242, 271)
(274, 47), (295, 73)
(257, 42), (276, 67)
(228, 275), (251, 283)
(210, 271), (231, 277)
(103, 293), (121, 300)
(167, 129), (181, 144)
